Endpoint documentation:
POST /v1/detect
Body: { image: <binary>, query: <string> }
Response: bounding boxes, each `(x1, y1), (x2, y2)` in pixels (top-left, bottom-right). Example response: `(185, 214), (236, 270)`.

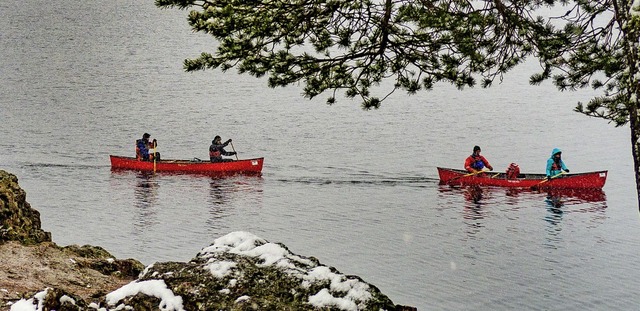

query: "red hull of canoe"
(437, 167), (607, 189)
(110, 155), (263, 176)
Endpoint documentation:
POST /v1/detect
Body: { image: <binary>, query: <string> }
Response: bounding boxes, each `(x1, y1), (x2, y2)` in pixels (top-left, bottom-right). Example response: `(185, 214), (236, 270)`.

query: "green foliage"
(531, 0), (639, 126)
(156, 0), (553, 108)
(156, 0), (639, 129)
(575, 95), (630, 127)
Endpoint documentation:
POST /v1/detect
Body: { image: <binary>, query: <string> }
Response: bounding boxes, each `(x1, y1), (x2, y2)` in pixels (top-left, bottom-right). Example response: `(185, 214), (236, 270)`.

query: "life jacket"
(506, 163), (520, 179)
(209, 147), (221, 158)
(136, 139), (155, 161)
(470, 155), (485, 170)
(135, 139), (144, 160)
(551, 160), (563, 171)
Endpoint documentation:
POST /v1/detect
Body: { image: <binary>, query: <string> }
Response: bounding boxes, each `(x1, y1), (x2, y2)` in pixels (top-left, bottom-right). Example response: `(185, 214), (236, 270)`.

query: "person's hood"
(551, 148), (562, 157)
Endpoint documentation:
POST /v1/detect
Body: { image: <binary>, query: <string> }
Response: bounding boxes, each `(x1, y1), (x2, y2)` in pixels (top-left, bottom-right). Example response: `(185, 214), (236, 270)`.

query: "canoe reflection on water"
(110, 170), (264, 230)
(437, 185), (609, 239)
(134, 171), (159, 206)
(439, 184), (607, 205)
(131, 171), (161, 230)
(511, 187), (606, 203)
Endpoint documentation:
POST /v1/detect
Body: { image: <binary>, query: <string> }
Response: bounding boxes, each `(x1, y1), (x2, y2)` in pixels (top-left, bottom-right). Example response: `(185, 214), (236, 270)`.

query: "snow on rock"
(11, 231), (408, 310)
(9, 288), (48, 311)
(204, 260), (237, 278)
(137, 231), (398, 310)
(309, 288), (358, 311)
(198, 231), (375, 309)
(106, 280), (184, 311)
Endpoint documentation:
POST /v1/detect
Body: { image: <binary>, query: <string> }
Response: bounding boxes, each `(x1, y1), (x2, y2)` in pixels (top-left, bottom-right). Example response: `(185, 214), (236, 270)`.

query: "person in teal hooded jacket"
(546, 148), (569, 180)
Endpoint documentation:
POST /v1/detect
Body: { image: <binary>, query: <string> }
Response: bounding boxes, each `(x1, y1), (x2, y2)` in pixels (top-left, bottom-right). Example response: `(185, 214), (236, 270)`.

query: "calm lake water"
(1, 1), (639, 310)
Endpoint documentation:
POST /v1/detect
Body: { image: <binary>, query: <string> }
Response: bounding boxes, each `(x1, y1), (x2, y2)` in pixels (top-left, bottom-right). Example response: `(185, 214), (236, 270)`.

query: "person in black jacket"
(209, 135), (236, 162)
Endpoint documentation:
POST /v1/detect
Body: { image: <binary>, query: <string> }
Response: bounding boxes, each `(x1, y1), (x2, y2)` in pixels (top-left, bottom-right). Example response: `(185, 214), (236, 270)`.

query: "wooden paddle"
(153, 140), (157, 173)
(447, 169), (487, 184)
(230, 141), (239, 160)
(531, 171), (565, 190)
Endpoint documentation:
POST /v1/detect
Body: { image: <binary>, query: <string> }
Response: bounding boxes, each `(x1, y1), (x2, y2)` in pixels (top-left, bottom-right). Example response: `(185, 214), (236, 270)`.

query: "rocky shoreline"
(0, 170), (416, 311)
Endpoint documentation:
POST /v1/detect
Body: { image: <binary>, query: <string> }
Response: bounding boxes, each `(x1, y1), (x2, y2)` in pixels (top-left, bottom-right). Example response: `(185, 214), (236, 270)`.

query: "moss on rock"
(0, 170), (51, 245)
(39, 288), (88, 311)
(61, 244), (145, 278)
(111, 233), (399, 311)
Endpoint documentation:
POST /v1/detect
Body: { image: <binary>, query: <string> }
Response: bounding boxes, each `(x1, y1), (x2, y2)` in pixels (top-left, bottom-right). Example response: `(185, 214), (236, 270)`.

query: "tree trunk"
(631, 106), (640, 210)
(618, 0), (640, 210)
(631, 42), (640, 211)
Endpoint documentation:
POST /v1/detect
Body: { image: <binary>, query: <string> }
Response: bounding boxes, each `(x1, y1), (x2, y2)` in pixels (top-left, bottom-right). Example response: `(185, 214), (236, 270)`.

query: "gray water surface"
(1, 1), (639, 310)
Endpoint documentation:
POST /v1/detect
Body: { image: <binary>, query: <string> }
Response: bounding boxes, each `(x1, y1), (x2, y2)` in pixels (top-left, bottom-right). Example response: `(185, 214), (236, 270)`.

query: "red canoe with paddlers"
(110, 155), (264, 176)
(437, 167), (607, 189)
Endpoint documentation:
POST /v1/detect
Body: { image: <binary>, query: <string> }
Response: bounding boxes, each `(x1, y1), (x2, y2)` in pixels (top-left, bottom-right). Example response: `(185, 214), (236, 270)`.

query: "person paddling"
(464, 145), (493, 173)
(136, 133), (159, 161)
(546, 148), (569, 180)
(209, 135), (236, 163)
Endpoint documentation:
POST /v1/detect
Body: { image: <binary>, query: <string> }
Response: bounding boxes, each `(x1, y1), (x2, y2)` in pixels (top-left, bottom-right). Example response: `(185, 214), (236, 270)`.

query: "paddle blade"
(531, 172), (565, 190)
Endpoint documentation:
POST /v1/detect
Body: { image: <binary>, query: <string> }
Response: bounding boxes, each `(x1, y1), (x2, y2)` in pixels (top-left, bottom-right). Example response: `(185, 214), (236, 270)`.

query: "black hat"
(473, 146), (481, 152)
(214, 135), (221, 140)
(143, 133), (150, 138)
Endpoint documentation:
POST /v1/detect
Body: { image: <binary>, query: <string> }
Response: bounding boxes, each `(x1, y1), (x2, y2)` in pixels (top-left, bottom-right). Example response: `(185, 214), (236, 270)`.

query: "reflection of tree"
(134, 172), (159, 229)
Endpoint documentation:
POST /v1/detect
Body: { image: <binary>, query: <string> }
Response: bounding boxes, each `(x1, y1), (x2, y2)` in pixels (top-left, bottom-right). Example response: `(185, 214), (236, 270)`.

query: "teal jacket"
(546, 148), (568, 177)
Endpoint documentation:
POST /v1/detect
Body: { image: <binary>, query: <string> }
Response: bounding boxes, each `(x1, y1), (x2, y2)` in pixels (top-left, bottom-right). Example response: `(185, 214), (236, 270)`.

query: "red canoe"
(437, 167), (607, 189)
(110, 155), (263, 176)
